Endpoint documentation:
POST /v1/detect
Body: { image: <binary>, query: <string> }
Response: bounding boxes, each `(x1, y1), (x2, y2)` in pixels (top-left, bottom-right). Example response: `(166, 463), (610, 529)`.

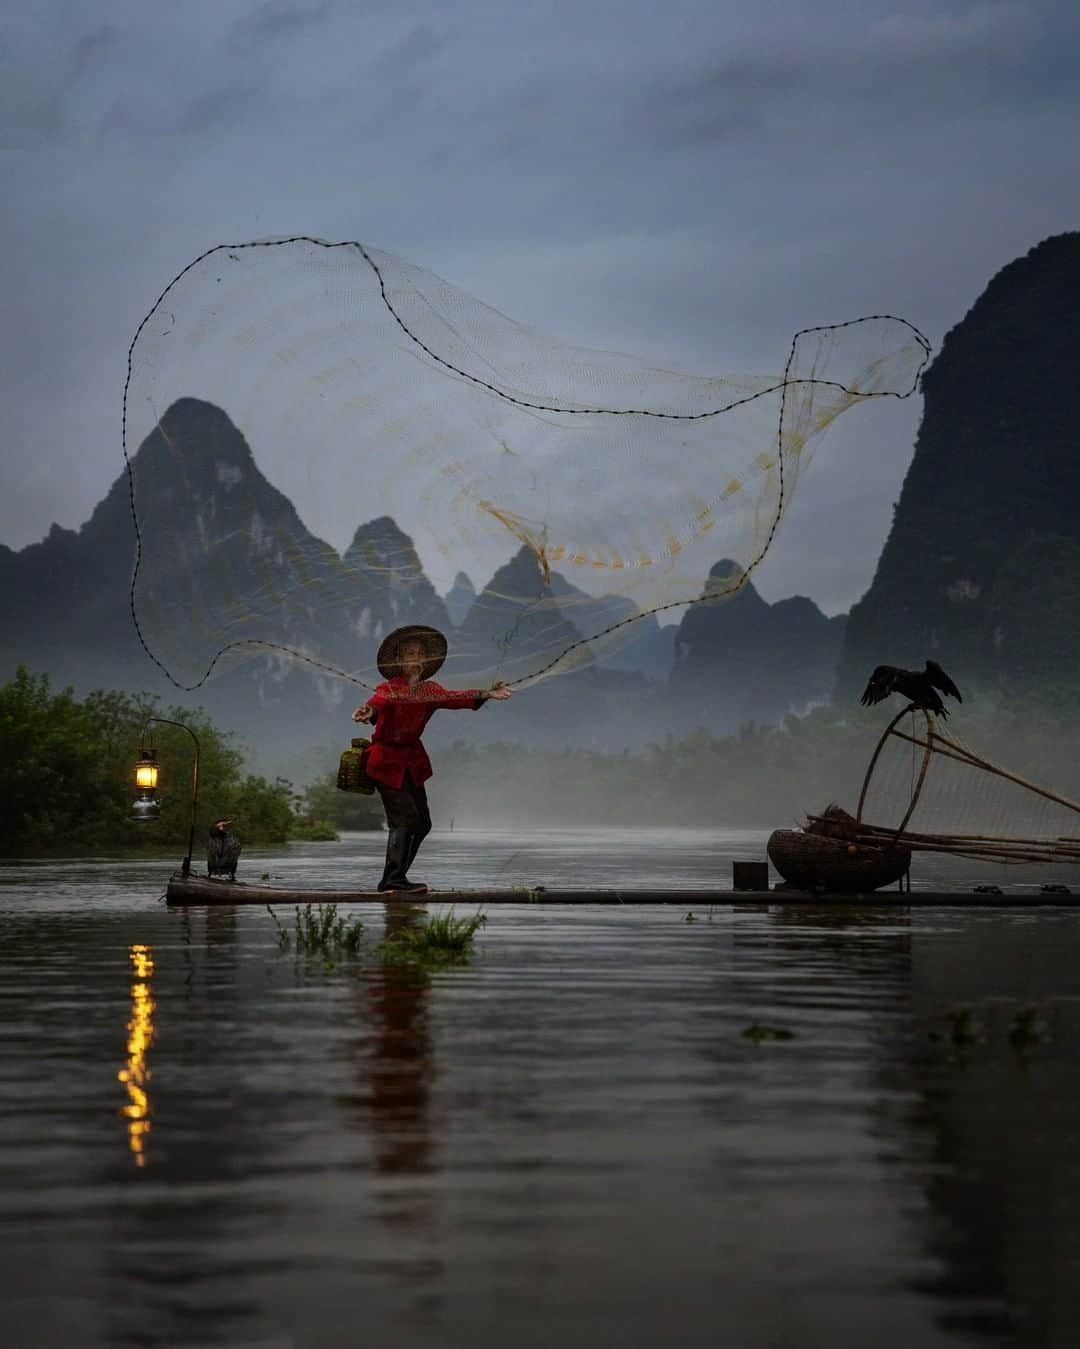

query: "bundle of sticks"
(806, 814), (1080, 866)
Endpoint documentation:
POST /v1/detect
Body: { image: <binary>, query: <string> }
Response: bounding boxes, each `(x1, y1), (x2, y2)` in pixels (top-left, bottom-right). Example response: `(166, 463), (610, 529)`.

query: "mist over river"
(3, 829), (1080, 1347)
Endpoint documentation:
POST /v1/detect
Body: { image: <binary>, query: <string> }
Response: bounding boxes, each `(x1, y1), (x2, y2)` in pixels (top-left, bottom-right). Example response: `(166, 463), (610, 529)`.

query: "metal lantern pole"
(138, 717), (201, 878)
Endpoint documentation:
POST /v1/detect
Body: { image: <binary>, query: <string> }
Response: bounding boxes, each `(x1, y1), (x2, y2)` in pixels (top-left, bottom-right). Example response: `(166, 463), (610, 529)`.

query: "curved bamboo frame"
(843, 703), (1080, 866)
(856, 704), (934, 834)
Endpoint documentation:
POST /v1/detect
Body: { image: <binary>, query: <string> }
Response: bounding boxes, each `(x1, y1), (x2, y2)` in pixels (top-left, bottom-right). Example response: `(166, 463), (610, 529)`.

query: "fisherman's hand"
(352, 703), (374, 723)
(486, 681), (512, 701)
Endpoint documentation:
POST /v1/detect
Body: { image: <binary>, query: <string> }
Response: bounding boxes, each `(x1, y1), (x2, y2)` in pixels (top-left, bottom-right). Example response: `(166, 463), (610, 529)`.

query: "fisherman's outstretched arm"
(431, 681), (512, 710)
(353, 681), (510, 721)
(352, 684), (392, 722)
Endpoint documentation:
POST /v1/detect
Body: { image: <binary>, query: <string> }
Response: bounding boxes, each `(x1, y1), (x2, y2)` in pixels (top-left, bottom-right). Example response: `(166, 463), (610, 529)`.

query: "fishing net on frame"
(122, 236), (930, 699)
(850, 708), (1080, 868)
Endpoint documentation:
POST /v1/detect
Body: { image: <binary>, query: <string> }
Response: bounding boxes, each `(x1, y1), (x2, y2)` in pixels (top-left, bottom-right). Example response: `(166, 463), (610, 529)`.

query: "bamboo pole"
(873, 839), (1056, 863)
(806, 816), (1080, 864)
(857, 833), (1079, 864)
(896, 710), (934, 834)
(846, 820), (1080, 849)
(854, 820), (1080, 852)
(856, 705), (933, 826)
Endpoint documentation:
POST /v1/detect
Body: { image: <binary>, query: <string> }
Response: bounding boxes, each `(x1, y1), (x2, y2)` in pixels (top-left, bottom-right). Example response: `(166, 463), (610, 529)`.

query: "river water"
(3, 828), (1080, 1348)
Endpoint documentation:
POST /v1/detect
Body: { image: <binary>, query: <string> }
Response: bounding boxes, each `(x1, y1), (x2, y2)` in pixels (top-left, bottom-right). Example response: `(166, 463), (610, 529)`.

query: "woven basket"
(767, 829), (910, 893)
(337, 737), (376, 795)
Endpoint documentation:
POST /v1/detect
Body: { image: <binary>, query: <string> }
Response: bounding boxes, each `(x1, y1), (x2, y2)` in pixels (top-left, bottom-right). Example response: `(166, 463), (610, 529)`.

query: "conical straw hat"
(376, 625), (448, 681)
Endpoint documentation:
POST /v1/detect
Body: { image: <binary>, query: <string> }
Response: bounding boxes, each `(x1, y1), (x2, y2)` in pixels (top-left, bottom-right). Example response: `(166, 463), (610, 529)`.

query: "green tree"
(0, 667), (333, 855)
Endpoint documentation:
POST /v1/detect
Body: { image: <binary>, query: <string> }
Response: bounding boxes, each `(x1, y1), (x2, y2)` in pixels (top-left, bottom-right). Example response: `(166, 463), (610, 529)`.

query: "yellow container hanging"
(337, 737), (376, 795)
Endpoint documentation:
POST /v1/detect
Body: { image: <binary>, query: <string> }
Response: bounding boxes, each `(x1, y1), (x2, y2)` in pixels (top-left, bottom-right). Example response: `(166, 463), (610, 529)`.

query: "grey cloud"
(97, 84), (261, 142)
(645, 98), (758, 149)
(0, 90), (62, 148)
(175, 85), (259, 136)
(71, 24), (117, 75)
(231, 1), (336, 46)
(0, 21), (114, 148)
(381, 22), (446, 71)
(647, 2), (1076, 146)
(0, 21), (115, 147)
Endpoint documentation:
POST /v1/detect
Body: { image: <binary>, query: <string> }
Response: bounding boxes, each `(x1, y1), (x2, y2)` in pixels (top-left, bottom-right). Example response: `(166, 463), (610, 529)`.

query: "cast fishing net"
(122, 236), (930, 697)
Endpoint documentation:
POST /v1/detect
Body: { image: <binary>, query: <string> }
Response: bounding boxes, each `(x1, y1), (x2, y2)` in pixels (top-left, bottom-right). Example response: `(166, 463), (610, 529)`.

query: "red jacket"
(363, 677), (486, 789)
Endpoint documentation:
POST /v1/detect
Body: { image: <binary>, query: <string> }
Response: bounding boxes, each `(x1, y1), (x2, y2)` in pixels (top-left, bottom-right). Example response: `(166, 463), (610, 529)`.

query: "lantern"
(132, 750), (161, 822)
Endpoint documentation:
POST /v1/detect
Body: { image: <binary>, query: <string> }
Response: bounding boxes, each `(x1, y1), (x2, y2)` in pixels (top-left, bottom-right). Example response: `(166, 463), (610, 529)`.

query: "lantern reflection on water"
(118, 944), (155, 1166)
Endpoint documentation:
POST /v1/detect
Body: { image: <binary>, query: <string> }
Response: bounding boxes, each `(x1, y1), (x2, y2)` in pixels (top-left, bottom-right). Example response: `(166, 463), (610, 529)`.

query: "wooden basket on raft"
(337, 738), (376, 795)
(767, 826), (911, 893)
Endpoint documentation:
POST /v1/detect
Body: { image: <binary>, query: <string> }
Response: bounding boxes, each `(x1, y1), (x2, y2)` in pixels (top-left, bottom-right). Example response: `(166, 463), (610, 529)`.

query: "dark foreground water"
(3, 828), (1080, 1348)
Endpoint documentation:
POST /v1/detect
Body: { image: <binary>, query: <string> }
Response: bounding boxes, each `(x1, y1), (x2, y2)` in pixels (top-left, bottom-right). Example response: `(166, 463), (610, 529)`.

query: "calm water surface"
(2, 828), (1080, 1348)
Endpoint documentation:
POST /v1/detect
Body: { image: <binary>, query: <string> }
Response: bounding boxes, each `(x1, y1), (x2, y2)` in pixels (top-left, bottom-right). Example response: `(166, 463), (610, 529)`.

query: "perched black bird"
(860, 660), (963, 719)
(207, 818), (242, 881)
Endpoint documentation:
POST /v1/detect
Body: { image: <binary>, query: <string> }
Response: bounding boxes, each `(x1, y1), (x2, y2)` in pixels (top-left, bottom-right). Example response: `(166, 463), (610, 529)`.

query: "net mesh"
(123, 236), (930, 696)
(855, 710), (1080, 865)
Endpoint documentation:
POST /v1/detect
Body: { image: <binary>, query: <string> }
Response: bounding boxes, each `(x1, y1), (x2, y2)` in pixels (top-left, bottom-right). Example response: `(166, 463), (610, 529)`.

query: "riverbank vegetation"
(4, 666), (1076, 850)
(432, 685), (1080, 827)
(0, 667), (380, 856)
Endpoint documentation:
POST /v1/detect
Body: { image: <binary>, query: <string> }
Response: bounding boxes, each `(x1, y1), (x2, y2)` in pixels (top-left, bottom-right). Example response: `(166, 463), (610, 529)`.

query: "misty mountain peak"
(838, 230), (1080, 698)
(341, 516), (450, 633)
(347, 514), (410, 548)
(344, 516), (425, 578)
(771, 595), (827, 622)
(445, 571), (476, 627)
(708, 558), (744, 582)
(699, 558), (765, 613)
(127, 399), (258, 499)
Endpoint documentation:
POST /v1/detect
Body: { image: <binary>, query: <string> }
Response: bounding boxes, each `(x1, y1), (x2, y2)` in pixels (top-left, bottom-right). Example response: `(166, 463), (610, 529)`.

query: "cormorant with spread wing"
(208, 818), (242, 881)
(860, 660), (962, 719)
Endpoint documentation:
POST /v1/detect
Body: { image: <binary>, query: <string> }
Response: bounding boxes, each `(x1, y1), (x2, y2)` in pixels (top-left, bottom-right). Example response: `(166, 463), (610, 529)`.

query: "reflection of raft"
(767, 829), (911, 893)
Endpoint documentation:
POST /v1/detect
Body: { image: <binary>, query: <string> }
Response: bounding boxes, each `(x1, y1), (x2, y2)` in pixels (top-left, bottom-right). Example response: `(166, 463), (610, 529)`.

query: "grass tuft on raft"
(267, 903), (364, 959)
(380, 909), (487, 967)
(264, 904), (486, 970)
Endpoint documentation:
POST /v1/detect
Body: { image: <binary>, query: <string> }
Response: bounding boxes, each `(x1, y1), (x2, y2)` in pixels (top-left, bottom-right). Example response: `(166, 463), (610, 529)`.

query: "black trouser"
(375, 773), (432, 888)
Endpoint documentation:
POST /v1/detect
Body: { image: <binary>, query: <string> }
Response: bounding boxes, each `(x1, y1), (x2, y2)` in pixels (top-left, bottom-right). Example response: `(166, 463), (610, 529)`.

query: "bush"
(0, 667), (322, 855)
(298, 769), (384, 831)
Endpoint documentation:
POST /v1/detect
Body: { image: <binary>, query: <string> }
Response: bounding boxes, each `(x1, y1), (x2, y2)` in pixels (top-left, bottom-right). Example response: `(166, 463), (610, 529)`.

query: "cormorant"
(207, 818), (242, 881)
(860, 659), (962, 719)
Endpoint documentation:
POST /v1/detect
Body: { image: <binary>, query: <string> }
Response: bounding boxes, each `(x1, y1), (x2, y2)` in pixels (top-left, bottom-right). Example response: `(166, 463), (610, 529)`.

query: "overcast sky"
(3, 0), (1078, 612)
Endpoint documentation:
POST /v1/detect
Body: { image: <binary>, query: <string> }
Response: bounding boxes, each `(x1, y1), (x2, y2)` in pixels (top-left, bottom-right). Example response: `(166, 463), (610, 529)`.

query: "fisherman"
(352, 625), (512, 894)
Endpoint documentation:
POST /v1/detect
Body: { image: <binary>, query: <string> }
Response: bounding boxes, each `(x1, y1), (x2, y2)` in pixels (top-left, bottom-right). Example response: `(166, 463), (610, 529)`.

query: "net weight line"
(122, 237), (932, 694)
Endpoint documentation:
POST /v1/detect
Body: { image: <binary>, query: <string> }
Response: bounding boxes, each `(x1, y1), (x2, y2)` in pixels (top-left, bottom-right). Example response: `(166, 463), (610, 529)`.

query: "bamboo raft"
(165, 872), (1075, 908)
